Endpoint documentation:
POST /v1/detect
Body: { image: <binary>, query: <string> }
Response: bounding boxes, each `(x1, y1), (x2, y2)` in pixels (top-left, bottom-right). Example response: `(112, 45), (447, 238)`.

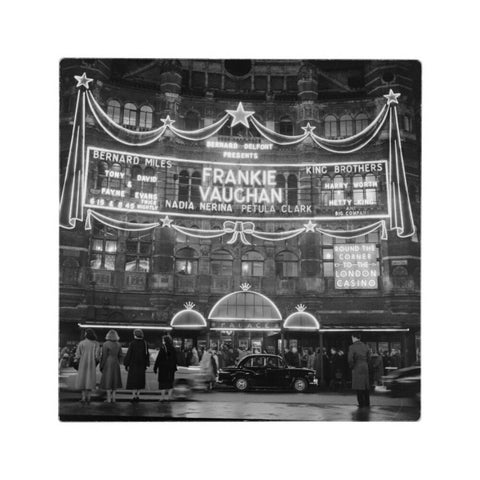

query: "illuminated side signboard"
(86, 146), (389, 221)
(333, 244), (379, 289)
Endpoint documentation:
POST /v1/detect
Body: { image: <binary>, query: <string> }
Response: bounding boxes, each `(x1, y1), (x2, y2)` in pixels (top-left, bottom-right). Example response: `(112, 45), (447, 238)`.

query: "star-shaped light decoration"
(240, 283), (251, 292)
(301, 122), (316, 135)
(295, 304), (307, 312)
(384, 89), (401, 105)
(226, 102), (255, 128)
(184, 301), (195, 310)
(303, 220), (316, 232)
(160, 115), (175, 128)
(160, 216), (173, 227)
(74, 73), (93, 90)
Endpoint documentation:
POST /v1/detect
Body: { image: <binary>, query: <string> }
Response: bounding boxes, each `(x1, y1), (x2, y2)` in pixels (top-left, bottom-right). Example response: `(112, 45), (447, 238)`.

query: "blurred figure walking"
(99, 330), (123, 403)
(371, 350), (384, 387)
(124, 329), (150, 402)
(75, 328), (100, 404)
(348, 333), (371, 408)
(153, 335), (177, 401)
(200, 348), (217, 390)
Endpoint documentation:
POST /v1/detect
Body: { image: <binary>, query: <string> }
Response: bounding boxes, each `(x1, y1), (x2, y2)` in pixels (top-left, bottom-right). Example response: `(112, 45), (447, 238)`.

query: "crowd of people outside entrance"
(59, 331), (406, 404)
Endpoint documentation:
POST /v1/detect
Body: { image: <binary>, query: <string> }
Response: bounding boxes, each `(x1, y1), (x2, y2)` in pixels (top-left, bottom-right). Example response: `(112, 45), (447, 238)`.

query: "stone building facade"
(59, 59), (421, 365)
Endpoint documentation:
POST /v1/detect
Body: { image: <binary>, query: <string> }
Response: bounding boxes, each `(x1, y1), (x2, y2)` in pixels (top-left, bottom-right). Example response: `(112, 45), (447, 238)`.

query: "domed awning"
(283, 305), (320, 330)
(208, 284), (282, 322)
(171, 302), (207, 329)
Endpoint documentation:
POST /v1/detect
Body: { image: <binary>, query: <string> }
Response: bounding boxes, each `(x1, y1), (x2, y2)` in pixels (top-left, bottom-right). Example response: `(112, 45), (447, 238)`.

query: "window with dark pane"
(211, 249), (233, 276)
(241, 250), (264, 277)
(279, 116), (293, 135)
(287, 174), (298, 206)
(355, 113), (369, 133)
(89, 224), (118, 270)
(339, 114), (353, 137)
(123, 103), (137, 128)
(139, 105), (153, 130)
(125, 229), (152, 272)
(178, 170), (190, 202)
(106, 99), (121, 123)
(175, 247), (198, 275)
(324, 115), (337, 138)
(276, 251), (299, 278)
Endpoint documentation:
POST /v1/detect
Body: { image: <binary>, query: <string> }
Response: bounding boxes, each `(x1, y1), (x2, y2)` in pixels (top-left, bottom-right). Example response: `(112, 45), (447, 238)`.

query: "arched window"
(191, 171), (202, 204)
(287, 174), (298, 206)
(355, 113), (369, 133)
(90, 224), (118, 270)
(184, 111), (199, 130)
(175, 247), (198, 275)
(333, 174), (345, 202)
(353, 174), (364, 205)
(61, 258), (79, 285)
(339, 114), (353, 137)
(96, 161), (108, 189)
(365, 173), (377, 204)
(241, 250), (264, 277)
(320, 175), (332, 206)
(125, 229), (152, 272)
(279, 116), (293, 135)
(101, 163), (124, 189)
(143, 167), (155, 194)
(107, 100), (121, 123)
(123, 103), (137, 128)
(275, 251), (299, 278)
(178, 170), (190, 202)
(324, 115), (337, 138)
(211, 249), (233, 276)
(139, 105), (153, 130)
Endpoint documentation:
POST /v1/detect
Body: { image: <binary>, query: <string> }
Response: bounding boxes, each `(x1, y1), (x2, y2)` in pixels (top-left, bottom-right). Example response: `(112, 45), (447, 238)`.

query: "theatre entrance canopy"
(208, 283), (282, 332)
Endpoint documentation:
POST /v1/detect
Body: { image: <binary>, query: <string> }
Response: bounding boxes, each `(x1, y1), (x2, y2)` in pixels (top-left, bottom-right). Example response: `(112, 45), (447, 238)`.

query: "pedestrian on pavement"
(200, 348), (216, 390)
(123, 329), (150, 402)
(348, 333), (371, 408)
(190, 347), (200, 366)
(99, 329), (123, 403)
(307, 348), (315, 370)
(371, 350), (384, 387)
(313, 348), (323, 385)
(153, 335), (177, 401)
(75, 328), (101, 404)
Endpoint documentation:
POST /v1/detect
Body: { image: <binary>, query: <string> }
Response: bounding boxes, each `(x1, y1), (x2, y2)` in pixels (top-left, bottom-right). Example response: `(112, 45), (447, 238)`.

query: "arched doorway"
(208, 283), (282, 354)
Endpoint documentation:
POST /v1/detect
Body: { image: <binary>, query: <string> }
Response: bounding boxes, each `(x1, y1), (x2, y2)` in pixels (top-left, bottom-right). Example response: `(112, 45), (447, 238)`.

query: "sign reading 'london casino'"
(86, 146), (389, 221)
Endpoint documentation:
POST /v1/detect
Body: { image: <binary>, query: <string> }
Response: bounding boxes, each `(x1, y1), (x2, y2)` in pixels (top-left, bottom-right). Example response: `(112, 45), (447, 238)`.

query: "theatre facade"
(59, 59), (421, 366)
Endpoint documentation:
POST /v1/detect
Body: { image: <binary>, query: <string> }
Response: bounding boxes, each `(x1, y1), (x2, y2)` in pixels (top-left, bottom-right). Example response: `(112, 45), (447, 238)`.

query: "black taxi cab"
(218, 354), (317, 392)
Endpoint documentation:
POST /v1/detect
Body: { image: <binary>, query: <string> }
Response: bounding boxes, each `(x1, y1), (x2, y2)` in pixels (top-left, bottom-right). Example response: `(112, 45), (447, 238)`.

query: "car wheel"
(293, 378), (308, 392)
(234, 377), (249, 392)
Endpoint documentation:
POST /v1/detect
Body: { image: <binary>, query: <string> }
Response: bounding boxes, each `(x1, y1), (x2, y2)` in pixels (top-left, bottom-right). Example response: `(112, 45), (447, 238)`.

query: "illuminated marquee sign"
(333, 244), (379, 289)
(86, 146), (389, 222)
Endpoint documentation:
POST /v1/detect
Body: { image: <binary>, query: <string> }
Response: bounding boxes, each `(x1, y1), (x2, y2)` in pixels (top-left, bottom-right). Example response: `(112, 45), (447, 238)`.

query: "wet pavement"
(59, 391), (420, 421)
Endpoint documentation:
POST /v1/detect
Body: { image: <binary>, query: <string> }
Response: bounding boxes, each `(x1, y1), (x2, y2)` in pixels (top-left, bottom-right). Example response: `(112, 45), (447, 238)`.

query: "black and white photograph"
(58, 58), (421, 421)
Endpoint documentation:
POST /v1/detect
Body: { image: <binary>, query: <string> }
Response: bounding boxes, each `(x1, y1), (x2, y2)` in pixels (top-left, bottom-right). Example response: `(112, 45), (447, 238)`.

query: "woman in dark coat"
(123, 329), (150, 402)
(348, 333), (371, 407)
(99, 329), (123, 403)
(153, 335), (177, 401)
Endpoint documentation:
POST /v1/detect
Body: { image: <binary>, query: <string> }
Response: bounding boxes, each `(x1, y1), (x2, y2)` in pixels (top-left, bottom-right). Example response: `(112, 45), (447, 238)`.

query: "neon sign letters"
(86, 146), (389, 221)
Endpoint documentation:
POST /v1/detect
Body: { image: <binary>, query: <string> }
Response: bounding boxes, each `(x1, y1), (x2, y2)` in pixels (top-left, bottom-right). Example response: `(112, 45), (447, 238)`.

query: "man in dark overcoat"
(348, 333), (371, 407)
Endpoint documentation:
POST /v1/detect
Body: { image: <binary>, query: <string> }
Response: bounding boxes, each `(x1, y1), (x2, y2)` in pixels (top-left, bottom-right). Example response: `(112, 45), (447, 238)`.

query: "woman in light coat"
(75, 329), (101, 404)
(99, 329), (123, 403)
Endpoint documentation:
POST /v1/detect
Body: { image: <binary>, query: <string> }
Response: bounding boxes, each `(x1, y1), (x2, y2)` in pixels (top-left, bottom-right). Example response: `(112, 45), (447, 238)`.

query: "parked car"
(218, 354), (317, 392)
(382, 365), (421, 397)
